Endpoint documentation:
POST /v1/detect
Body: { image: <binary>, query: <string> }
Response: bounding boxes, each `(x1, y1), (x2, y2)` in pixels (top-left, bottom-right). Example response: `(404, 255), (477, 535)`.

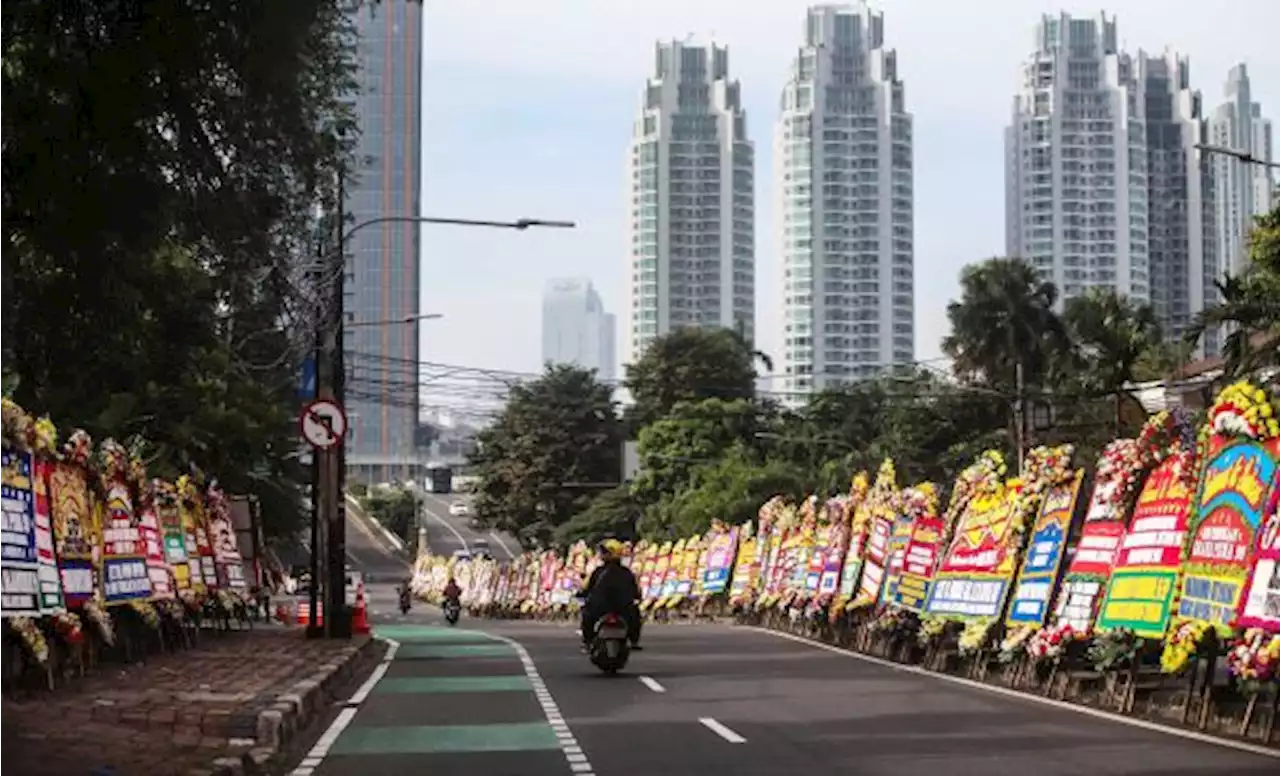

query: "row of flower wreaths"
(2, 398), (253, 673)
(751, 380), (1278, 696)
(460, 380), (1280, 697)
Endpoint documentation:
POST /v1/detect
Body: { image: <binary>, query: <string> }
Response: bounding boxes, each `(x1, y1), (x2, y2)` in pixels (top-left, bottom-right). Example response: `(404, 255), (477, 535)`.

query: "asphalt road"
(343, 497), (413, 583)
(289, 609), (1278, 776)
(417, 491), (520, 560)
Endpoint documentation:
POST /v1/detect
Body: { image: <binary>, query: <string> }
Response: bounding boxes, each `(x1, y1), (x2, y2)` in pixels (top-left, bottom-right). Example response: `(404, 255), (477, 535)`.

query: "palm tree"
(1063, 288), (1161, 393)
(1062, 288), (1162, 432)
(942, 257), (1068, 394)
(1186, 205), (1280, 376)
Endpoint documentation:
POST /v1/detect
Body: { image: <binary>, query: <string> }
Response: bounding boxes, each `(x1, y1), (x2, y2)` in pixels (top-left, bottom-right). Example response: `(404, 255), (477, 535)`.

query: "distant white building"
(624, 40), (755, 366)
(1137, 51), (1218, 353)
(776, 3), (915, 400)
(1004, 13), (1220, 354)
(541, 278), (616, 381)
(1005, 12), (1149, 304)
(1209, 64), (1275, 276)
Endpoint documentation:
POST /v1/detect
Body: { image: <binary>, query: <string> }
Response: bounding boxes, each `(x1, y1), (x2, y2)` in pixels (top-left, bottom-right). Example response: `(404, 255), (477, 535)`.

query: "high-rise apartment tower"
(777, 4), (914, 399)
(625, 41), (755, 366)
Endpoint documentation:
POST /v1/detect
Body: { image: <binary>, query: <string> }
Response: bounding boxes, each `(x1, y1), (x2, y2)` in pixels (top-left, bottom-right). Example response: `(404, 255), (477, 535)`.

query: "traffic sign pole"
(324, 168), (351, 639)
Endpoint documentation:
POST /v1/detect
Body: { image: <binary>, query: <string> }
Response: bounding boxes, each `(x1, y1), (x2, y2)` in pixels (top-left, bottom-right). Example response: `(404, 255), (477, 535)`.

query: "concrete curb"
(189, 636), (381, 776)
(345, 494), (407, 554)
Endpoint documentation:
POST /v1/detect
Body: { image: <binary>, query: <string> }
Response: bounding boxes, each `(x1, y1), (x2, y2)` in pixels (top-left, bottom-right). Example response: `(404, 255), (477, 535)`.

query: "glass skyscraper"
(343, 1), (423, 484)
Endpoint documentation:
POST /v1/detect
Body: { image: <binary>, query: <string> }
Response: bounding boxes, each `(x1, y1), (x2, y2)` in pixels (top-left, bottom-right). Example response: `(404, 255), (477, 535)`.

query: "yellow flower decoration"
(32, 416), (58, 455)
(1160, 618), (1211, 674)
(1208, 380), (1280, 440)
(1, 398), (34, 450)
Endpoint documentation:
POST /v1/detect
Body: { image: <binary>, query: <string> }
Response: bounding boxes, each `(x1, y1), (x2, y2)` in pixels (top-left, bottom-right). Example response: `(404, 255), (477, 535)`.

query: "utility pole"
(306, 224), (326, 639)
(324, 168), (352, 638)
(302, 210), (573, 636)
(1014, 361), (1026, 473)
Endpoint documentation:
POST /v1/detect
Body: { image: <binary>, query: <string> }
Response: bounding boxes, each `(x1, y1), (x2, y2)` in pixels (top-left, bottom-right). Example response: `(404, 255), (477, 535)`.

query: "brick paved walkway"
(2, 626), (368, 776)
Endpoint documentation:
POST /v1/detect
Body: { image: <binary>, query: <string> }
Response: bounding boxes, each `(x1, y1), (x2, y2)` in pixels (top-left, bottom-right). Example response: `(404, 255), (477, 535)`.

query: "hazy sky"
(416, 0), (1279, 382)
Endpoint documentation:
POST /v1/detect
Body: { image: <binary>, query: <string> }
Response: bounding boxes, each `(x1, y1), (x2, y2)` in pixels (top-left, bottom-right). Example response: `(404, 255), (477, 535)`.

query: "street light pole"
(345, 313), (443, 328)
(311, 208), (575, 638)
(1195, 143), (1280, 170)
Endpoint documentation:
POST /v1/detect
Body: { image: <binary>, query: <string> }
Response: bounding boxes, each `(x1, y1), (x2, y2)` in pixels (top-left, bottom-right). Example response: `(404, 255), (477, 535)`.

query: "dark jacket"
(583, 559), (641, 611)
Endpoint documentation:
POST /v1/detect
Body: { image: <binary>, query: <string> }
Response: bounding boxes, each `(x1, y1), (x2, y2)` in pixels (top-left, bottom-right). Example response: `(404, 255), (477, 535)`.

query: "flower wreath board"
(1006, 469), (1084, 628)
(923, 476), (1020, 622)
(1176, 383), (1280, 635)
(1096, 452), (1194, 638)
(1053, 440), (1140, 632)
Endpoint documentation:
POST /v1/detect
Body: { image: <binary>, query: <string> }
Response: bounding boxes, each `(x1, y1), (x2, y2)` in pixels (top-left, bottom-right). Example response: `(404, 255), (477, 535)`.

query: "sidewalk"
(1, 626), (376, 776)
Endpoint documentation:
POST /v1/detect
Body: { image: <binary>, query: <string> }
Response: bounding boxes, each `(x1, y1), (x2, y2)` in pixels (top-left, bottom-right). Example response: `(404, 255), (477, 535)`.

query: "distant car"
(451, 549), (472, 561)
(448, 501), (470, 517)
(472, 539), (491, 559)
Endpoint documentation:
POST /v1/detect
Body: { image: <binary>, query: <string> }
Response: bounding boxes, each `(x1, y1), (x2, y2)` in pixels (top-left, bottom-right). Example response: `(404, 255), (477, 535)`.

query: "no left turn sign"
(300, 399), (348, 450)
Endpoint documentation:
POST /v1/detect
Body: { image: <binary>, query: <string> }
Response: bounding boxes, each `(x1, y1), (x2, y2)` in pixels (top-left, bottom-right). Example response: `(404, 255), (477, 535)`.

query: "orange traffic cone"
(352, 582), (371, 635)
(297, 600), (322, 626)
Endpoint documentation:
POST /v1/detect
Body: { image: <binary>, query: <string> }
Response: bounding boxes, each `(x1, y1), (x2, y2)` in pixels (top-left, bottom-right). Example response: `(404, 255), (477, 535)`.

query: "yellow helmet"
(600, 539), (624, 558)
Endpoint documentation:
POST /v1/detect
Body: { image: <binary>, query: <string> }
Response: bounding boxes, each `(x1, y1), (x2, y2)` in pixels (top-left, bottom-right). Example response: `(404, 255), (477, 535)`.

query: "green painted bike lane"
(292, 624), (590, 776)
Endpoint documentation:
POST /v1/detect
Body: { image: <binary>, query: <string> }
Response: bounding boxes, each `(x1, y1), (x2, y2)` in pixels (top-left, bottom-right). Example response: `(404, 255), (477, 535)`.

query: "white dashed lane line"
(492, 634), (600, 776)
(699, 717), (747, 744)
(638, 675), (666, 693)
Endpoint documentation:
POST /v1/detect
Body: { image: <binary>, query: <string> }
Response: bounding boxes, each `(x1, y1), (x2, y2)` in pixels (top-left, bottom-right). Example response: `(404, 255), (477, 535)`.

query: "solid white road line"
(748, 626), (1280, 761)
(490, 633), (599, 776)
(489, 530), (517, 559)
(698, 717), (747, 744)
(419, 499), (470, 553)
(345, 663), (389, 706)
(638, 675), (666, 693)
(288, 637), (400, 776)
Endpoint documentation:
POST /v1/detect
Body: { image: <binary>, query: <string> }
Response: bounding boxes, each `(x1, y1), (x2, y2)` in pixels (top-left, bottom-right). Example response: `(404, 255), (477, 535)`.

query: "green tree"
(1063, 288), (1162, 394)
(943, 257), (1069, 393)
(871, 373), (1012, 486)
(624, 328), (758, 429)
(629, 398), (760, 508)
(1186, 204), (1280, 375)
(2, 1), (359, 537)
(1054, 288), (1163, 442)
(641, 446), (807, 539)
(364, 487), (417, 543)
(468, 365), (622, 549)
(553, 486), (642, 547)
(758, 381), (889, 483)
(1132, 339), (1196, 382)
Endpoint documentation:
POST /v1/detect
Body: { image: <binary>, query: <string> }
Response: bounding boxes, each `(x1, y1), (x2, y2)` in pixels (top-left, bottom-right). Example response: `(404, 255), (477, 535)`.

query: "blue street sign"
(298, 356), (317, 399)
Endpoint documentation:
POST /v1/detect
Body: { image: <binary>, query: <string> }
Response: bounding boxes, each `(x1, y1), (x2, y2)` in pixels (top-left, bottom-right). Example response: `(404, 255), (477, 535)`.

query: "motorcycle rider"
(442, 576), (462, 611)
(580, 539), (643, 651)
(397, 578), (412, 612)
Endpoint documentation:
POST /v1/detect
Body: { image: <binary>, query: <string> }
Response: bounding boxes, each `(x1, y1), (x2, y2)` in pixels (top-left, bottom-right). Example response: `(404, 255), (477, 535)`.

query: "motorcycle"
(443, 598), (461, 626)
(588, 611), (631, 674)
(398, 589), (411, 615)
